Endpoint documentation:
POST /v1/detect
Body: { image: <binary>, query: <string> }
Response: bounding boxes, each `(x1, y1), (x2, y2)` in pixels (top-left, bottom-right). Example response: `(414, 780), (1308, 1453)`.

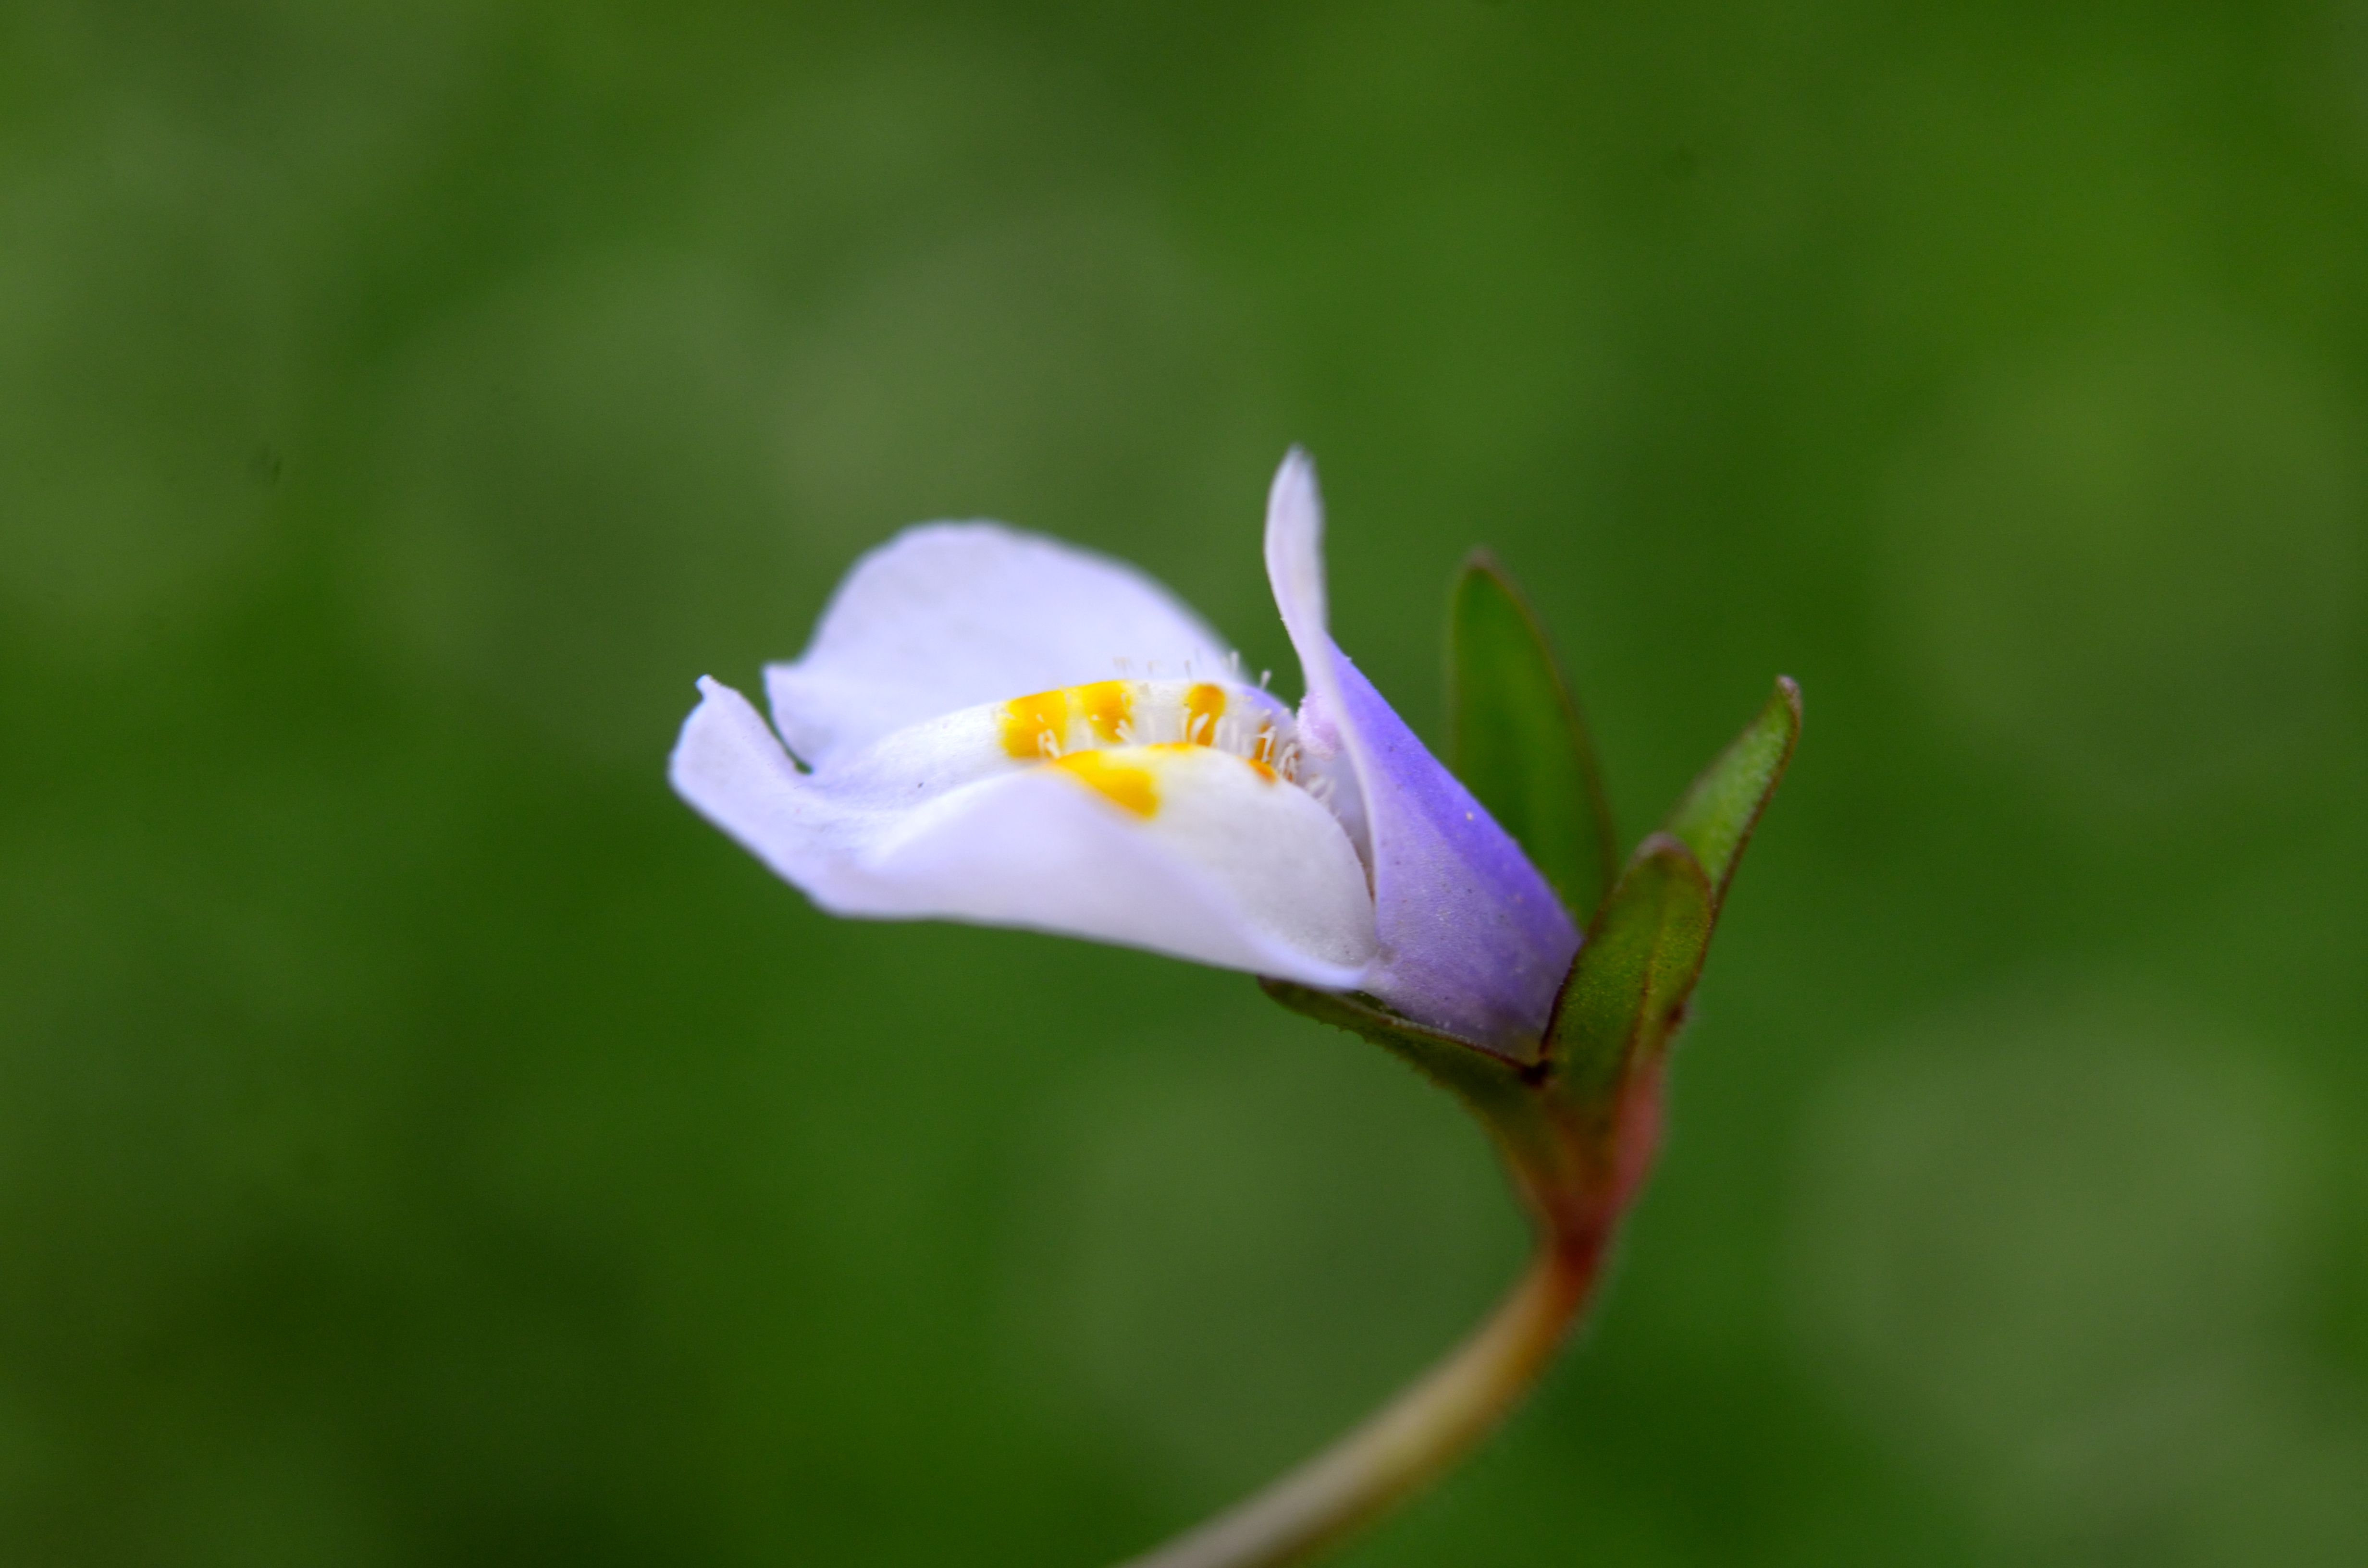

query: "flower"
(669, 452), (1579, 1049)
(670, 449), (1802, 1568)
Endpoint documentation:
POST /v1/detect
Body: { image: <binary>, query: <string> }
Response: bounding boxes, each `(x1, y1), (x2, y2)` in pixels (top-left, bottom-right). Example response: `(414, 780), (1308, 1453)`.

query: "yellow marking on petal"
(1245, 757), (1278, 784)
(1183, 682), (1227, 745)
(999, 681), (1138, 758)
(1050, 749), (1159, 817)
(1074, 680), (1134, 744)
(999, 689), (1071, 759)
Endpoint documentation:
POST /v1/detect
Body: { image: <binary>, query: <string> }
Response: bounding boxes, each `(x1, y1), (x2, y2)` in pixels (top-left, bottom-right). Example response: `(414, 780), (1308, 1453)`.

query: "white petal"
(1263, 454), (1369, 858)
(766, 523), (1234, 768)
(669, 678), (1375, 988)
(1264, 452), (1333, 686)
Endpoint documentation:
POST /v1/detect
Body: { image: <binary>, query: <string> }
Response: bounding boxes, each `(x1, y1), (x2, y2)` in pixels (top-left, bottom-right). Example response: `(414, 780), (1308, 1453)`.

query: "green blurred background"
(4, 2), (2365, 1564)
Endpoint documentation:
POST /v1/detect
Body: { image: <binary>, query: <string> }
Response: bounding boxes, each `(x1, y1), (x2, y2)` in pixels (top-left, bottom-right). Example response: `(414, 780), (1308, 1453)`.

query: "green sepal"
(1542, 833), (1714, 1111)
(1660, 676), (1800, 911)
(1267, 674), (1799, 1228)
(1447, 553), (1618, 925)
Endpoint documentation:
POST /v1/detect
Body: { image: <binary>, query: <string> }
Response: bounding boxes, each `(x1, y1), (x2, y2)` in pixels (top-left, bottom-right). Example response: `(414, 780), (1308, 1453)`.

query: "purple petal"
(1265, 451), (1579, 1049)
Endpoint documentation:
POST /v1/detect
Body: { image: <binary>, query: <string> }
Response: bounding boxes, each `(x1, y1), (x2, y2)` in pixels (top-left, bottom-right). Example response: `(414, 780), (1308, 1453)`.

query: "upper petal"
(1263, 451), (1580, 1048)
(670, 677), (1375, 988)
(766, 523), (1234, 769)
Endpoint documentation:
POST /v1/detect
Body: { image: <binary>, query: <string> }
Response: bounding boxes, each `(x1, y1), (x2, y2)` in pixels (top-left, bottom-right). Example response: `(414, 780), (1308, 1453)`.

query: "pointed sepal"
(1267, 674), (1798, 1255)
(1446, 553), (1618, 925)
(1542, 833), (1714, 1110)
(1660, 675), (1800, 911)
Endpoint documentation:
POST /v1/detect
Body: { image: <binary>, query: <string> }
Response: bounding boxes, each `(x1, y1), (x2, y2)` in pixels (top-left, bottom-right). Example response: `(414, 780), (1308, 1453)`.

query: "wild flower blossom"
(671, 451), (1577, 1049)
(671, 448), (1797, 1568)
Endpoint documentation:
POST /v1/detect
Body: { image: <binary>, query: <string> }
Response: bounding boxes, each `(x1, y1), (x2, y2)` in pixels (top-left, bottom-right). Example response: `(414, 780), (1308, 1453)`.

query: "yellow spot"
(1074, 680), (1133, 744)
(1245, 758), (1278, 784)
(1051, 750), (1159, 817)
(1183, 682), (1227, 745)
(999, 681), (1137, 759)
(1000, 689), (1070, 759)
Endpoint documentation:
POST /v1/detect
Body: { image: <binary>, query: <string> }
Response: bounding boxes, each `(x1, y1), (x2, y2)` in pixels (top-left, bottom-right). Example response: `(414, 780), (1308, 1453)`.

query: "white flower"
(670, 453), (1578, 1048)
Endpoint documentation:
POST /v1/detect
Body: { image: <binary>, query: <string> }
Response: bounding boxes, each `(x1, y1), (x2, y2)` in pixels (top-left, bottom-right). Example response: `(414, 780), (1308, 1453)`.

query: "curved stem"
(1112, 1224), (1603, 1568)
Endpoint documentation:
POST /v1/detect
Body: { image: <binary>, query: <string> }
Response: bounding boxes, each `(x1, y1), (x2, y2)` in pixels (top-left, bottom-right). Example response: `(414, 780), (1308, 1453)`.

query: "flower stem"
(1112, 1222), (1603, 1568)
